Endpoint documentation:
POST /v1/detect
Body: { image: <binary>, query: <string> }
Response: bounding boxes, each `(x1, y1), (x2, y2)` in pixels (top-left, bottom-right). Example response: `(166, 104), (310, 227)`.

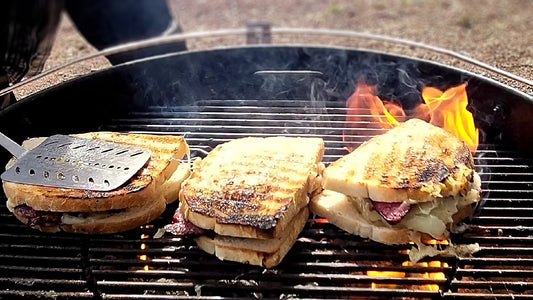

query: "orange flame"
(343, 81), (401, 151)
(367, 262), (446, 291)
(383, 101), (406, 124)
(402, 260), (448, 291)
(420, 83), (479, 152)
(343, 80), (479, 152)
(369, 239), (448, 291)
(138, 234), (150, 271)
(344, 80), (400, 129)
(367, 270), (405, 289)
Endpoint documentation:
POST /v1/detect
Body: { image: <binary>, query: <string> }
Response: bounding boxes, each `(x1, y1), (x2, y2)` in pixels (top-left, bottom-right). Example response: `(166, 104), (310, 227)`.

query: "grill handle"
(0, 132), (26, 159)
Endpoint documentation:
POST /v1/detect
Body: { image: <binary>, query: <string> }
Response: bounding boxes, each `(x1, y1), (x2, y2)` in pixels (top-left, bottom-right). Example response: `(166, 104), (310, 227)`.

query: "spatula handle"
(0, 132), (26, 159)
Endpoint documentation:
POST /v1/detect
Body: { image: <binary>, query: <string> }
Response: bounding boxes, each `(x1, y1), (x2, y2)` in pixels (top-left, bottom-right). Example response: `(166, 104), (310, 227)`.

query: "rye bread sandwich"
(3, 132), (190, 234)
(310, 119), (481, 249)
(177, 136), (324, 268)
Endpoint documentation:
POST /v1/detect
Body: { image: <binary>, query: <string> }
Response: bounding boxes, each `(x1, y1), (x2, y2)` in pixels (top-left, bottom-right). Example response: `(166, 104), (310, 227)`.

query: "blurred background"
(11, 0), (533, 99)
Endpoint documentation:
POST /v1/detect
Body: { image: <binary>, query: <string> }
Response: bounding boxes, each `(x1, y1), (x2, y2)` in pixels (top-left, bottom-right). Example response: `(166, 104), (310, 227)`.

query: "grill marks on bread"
(3, 132), (191, 234)
(181, 137), (324, 232)
(363, 121), (471, 192)
(4, 132), (188, 211)
(325, 119), (475, 202)
(179, 136), (324, 267)
(312, 119), (481, 248)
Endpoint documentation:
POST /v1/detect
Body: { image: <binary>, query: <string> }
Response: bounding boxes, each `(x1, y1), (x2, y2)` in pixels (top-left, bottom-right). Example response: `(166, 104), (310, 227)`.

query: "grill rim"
(2, 45), (533, 299)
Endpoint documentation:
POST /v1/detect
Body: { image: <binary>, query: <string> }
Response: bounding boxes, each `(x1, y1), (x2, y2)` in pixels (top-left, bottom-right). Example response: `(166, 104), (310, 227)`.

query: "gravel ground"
(13, 0), (533, 98)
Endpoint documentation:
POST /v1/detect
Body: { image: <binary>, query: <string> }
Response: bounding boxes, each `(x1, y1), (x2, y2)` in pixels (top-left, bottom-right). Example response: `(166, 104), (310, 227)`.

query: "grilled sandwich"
(310, 118), (481, 246)
(3, 132), (190, 234)
(179, 136), (324, 268)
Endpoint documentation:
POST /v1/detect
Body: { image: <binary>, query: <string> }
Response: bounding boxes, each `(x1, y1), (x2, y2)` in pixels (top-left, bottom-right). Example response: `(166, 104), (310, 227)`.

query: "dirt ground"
(13, 0), (533, 99)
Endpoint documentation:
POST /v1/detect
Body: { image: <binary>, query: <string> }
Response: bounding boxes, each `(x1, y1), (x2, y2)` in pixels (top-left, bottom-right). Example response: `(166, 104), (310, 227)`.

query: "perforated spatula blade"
(0, 133), (151, 191)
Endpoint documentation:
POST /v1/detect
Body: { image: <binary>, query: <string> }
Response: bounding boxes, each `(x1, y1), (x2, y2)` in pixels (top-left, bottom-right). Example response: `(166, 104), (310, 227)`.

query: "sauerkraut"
(348, 184), (480, 240)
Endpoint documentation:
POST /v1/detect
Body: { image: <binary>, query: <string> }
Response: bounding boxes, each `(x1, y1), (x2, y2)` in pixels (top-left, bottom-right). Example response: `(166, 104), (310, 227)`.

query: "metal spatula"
(0, 132), (151, 191)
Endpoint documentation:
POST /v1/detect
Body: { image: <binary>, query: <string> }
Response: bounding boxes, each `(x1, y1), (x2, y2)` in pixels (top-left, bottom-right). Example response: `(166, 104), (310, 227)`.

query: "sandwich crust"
(195, 207), (309, 268)
(324, 118), (475, 203)
(311, 190), (417, 244)
(180, 136), (324, 239)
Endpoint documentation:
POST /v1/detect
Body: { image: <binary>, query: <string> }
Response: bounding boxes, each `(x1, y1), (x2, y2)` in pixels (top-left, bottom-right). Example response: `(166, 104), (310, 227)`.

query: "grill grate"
(1, 98), (533, 299)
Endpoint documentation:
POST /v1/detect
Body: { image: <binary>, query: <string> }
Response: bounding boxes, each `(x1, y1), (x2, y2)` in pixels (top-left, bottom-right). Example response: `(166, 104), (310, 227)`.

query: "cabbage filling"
(349, 187), (480, 240)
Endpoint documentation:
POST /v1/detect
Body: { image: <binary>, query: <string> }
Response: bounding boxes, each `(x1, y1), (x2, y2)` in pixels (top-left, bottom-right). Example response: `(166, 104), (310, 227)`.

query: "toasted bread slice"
(3, 132), (189, 212)
(3, 132), (191, 234)
(310, 190), (414, 244)
(7, 191), (165, 234)
(180, 136), (324, 239)
(195, 207), (309, 268)
(323, 118), (475, 203)
(6, 161), (190, 234)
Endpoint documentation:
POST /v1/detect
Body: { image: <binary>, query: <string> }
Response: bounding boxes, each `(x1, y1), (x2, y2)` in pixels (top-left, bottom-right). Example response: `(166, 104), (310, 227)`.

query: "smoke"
(469, 150), (493, 219)
(114, 46), (481, 148)
(123, 46), (471, 111)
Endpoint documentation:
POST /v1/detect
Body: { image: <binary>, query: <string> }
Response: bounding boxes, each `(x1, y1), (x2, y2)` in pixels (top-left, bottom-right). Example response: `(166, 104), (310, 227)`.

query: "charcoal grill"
(1, 41), (533, 299)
